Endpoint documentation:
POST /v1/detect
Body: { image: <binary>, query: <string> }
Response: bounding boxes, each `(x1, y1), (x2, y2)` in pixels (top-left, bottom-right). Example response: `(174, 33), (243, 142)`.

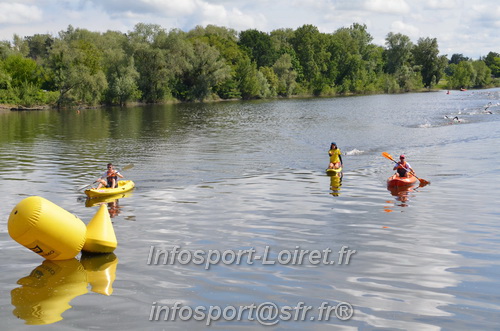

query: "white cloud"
(0, 3), (43, 24)
(86, 0), (198, 17)
(116, 10), (143, 20)
(193, 2), (266, 31)
(82, 0), (262, 31)
(364, 0), (410, 14)
(471, 4), (500, 22)
(390, 20), (419, 38)
(289, 0), (334, 10)
(424, 0), (458, 10)
(144, 0), (197, 16)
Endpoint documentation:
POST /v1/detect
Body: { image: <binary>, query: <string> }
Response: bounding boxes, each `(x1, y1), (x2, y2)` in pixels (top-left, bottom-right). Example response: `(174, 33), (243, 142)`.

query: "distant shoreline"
(1, 87), (493, 112)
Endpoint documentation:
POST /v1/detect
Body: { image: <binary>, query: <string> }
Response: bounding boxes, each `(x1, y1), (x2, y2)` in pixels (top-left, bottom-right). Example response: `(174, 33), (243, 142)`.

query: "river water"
(1, 89), (499, 330)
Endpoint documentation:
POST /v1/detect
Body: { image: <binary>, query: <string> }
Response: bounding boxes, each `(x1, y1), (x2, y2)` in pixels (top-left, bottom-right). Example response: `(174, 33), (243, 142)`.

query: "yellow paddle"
(382, 152), (430, 186)
(120, 164), (134, 172)
(78, 181), (97, 191)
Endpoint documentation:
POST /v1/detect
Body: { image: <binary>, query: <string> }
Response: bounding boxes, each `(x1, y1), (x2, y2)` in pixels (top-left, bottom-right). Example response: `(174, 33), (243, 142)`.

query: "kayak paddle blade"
(382, 152), (395, 162)
(121, 164), (134, 171)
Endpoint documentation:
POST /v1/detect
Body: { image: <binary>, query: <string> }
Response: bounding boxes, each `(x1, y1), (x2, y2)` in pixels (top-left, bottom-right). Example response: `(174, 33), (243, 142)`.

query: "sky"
(0, 0), (498, 59)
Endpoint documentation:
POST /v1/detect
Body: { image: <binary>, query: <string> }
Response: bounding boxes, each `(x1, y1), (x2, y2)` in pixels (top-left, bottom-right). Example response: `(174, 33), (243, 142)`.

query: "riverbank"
(1, 85), (496, 112)
(0, 89), (438, 111)
(0, 104), (16, 112)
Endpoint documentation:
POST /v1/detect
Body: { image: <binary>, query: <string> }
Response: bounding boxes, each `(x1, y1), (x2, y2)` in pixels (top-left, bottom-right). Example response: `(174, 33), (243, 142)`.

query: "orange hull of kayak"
(387, 174), (417, 187)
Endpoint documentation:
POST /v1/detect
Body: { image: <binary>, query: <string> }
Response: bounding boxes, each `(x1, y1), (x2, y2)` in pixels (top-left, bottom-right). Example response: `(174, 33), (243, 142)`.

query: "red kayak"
(387, 174), (417, 187)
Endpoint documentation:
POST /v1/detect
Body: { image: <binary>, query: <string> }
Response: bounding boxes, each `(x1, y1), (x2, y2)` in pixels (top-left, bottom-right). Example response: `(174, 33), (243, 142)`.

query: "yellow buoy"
(11, 258), (88, 325)
(83, 204), (117, 253)
(80, 252), (118, 295)
(8, 196), (87, 260)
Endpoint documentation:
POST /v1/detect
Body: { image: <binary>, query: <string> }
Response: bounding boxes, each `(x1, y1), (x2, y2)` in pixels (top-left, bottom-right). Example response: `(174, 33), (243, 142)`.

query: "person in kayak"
(393, 155), (414, 177)
(328, 142), (343, 170)
(96, 163), (124, 189)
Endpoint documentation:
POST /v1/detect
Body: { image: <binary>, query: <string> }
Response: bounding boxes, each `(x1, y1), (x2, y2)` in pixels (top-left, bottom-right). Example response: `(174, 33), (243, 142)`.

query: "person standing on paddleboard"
(393, 155), (414, 177)
(96, 163), (124, 189)
(328, 142), (343, 170)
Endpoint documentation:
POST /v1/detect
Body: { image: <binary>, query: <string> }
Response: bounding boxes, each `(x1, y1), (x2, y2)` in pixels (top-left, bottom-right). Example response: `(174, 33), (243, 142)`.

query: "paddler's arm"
(407, 163), (414, 173)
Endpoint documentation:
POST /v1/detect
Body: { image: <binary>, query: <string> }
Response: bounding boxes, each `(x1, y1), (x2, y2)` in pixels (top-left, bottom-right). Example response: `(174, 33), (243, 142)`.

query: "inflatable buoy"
(80, 252), (118, 295)
(11, 258), (88, 325)
(8, 197), (87, 260)
(82, 204), (117, 253)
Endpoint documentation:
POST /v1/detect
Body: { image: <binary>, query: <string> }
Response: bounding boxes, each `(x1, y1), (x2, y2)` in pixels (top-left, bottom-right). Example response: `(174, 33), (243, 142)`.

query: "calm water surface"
(1, 89), (500, 330)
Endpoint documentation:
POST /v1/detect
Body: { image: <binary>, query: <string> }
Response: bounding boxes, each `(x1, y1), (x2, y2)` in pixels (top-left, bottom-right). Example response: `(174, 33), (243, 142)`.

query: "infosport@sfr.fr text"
(146, 245), (356, 269)
(149, 301), (354, 325)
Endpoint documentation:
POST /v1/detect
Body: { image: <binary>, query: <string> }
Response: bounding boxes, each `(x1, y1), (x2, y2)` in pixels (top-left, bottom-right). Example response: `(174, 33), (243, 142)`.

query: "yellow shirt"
(329, 148), (342, 163)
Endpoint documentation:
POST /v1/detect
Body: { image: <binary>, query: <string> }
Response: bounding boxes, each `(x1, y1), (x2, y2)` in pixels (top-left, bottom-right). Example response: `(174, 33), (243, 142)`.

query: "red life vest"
(107, 170), (118, 178)
(397, 161), (408, 170)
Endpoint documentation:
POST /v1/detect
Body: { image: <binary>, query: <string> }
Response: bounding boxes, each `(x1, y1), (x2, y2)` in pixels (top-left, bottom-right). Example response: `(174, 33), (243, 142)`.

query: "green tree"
(270, 28), (295, 51)
(489, 57), (500, 77)
(411, 37), (444, 88)
(329, 24), (372, 93)
(471, 60), (491, 87)
(385, 32), (413, 74)
(484, 52), (500, 77)
(100, 31), (141, 105)
(235, 56), (261, 99)
(177, 40), (231, 101)
(269, 28), (303, 81)
(329, 28), (362, 93)
(238, 29), (277, 68)
(12, 34), (29, 57)
(186, 25), (243, 99)
(290, 24), (330, 92)
(47, 38), (107, 107)
(0, 59), (12, 89)
(0, 41), (14, 60)
(449, 61), (475, 88)
(256, 70), (272, 98)
(259, 66), (278, 97)
(26, 34), (54, 63)
(2, 54), (43, 88)
(103, 50), (140, 105)
(272, 53), (297, 96)
(187, 25), (242, 67)
(449, 53), (469, 65)
(395, 65), (422, 92)
(128, 24), (170, 103)
(135, 47), (169, 103)
(348, 23), (374, 59)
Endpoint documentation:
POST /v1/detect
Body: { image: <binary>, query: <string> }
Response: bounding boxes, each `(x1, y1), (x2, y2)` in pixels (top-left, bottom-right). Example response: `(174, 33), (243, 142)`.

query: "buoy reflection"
(11, 253), (118, 325)
(81, 252), (118, 296)
(11, 258), (88, 325)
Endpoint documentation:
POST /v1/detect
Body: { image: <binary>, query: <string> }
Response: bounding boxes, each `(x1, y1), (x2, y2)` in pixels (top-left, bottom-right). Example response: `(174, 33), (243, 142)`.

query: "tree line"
(1, 23), (499, 108)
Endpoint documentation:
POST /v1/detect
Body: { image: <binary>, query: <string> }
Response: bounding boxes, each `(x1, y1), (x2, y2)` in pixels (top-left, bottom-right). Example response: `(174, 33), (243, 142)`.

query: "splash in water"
(344, 149), (364, 156)
(418, 121), (432, 128)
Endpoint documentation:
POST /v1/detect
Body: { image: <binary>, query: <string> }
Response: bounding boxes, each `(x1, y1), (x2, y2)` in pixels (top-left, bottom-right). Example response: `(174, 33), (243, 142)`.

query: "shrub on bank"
(0, 88), (19, 104)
